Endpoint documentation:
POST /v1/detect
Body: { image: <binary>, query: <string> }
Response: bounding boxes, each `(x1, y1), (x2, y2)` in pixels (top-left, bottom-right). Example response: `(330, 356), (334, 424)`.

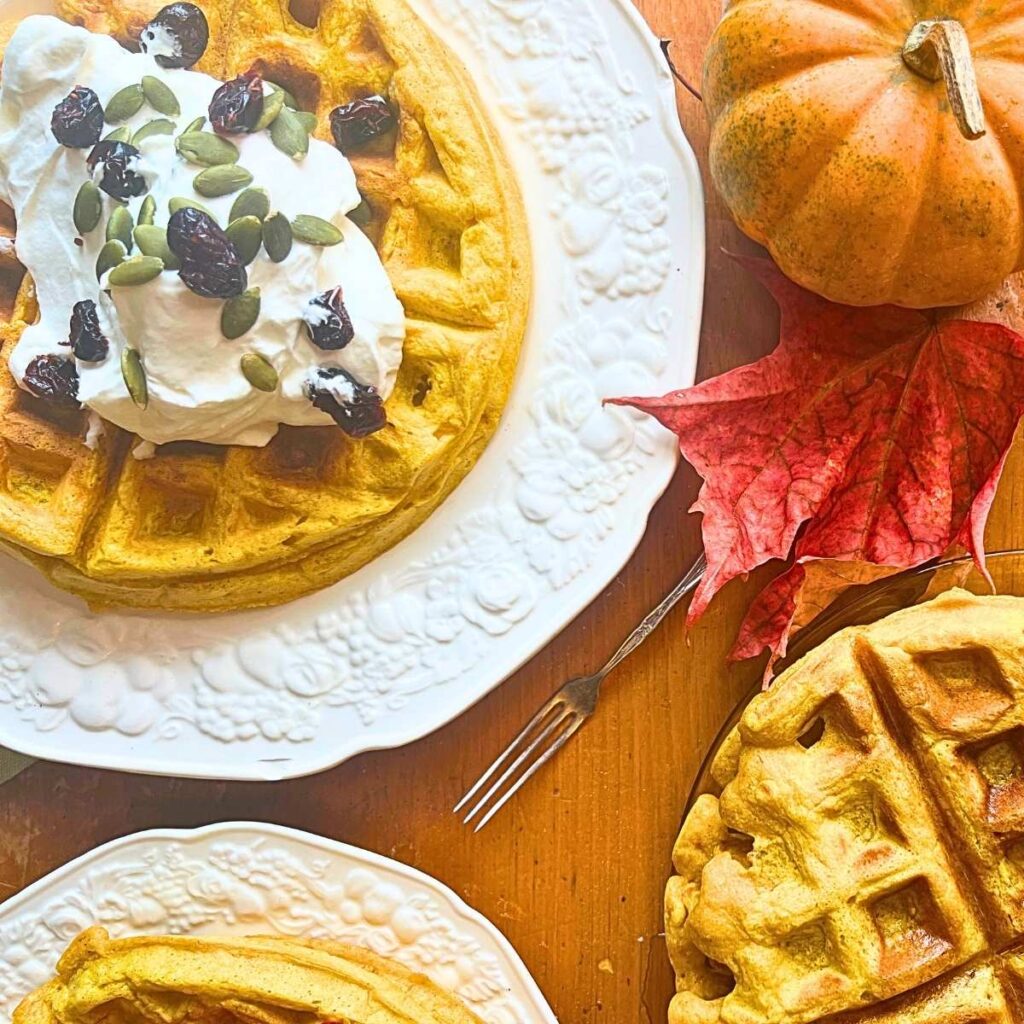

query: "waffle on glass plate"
(0, 0), (529, 612)
(667, 590), (1024, 1024)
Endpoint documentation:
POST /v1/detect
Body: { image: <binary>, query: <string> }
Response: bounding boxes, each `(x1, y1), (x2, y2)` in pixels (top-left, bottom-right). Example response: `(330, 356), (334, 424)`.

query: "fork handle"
(599, 552), (707, 680)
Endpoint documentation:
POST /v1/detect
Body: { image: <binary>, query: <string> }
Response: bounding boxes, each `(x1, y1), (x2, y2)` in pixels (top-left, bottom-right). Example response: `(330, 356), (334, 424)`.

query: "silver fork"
(455, 552), (708, 830)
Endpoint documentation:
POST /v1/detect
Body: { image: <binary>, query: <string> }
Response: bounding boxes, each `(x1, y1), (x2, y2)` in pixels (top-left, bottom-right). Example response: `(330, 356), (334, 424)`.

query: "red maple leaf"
(608, 258), (1024, 669)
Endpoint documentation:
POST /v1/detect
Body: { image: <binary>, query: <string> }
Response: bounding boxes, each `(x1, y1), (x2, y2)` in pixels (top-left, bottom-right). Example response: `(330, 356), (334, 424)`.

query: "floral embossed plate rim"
(0, 821), (558, 1022)
(0, 0), (704, 778)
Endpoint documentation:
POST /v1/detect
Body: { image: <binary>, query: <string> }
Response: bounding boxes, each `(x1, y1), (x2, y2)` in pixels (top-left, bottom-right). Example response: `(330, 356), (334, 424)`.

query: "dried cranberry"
(306, 367), (386, 438)
(304, 288), (355, 351)
(209, 72), (264, 134)
(330, 96), (395, 153)
(140, 2), (209, 69)
(68, 300), (109, 362)
(167, 207), (247, 299)
(22, 355), (79, 405)
(51, 86), (104, 148)
(87, 140), (148, 201)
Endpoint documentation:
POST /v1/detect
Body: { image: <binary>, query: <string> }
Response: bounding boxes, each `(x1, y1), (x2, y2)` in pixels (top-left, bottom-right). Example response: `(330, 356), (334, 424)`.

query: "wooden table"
(7, 2), (1024, 1021)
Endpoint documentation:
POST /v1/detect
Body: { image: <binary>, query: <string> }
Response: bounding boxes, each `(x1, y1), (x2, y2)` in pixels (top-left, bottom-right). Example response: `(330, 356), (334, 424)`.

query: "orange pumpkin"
(704, 2), (1024, 308)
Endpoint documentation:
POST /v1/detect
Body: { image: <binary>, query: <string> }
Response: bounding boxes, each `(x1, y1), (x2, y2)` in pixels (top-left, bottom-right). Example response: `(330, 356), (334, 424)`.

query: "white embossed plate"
(0, 821), (557, 1022)
(0, 0), (704, 778)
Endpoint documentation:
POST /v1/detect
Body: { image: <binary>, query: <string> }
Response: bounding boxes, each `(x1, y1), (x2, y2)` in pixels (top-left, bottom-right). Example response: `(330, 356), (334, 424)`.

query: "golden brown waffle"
(0, 0), (529, 612)
(665, 591), (1024, 1024)
(14, 926), (484, 1023)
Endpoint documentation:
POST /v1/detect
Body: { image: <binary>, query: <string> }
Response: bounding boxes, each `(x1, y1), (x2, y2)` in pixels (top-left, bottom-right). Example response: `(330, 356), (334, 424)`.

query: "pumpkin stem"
(903, 20), (986, 140)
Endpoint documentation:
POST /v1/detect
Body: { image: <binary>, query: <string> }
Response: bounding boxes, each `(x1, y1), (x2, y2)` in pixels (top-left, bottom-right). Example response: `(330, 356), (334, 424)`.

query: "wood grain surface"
(6, 2), (1024, 1022)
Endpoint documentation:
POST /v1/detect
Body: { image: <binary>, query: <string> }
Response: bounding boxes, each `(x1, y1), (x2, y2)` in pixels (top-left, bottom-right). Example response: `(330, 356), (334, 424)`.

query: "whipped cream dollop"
(0, 16), (406, 446)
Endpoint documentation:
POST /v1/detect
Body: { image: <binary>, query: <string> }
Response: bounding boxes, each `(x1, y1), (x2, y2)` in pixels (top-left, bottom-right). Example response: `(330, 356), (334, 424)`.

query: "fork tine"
(453, 693), (567, 814)
(472, 713), (589, 832)
(461, 704), (575, 825)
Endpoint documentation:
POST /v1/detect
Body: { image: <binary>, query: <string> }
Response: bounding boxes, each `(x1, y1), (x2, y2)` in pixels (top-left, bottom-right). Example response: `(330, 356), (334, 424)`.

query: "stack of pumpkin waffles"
(667, 591), (1024, 1024)
(0, 0), (529, 612)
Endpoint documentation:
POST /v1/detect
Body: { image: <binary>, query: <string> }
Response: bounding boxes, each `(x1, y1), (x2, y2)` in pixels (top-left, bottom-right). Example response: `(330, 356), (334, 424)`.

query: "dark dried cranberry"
(87, 140), (148, 201)
(22, 355), (79, 405)
(306, 367), (386, 438)
(140, 2), (209, 69)
(209, 72), (264, 134)
(304, 288), (354, 351)
(167, 207), (247, 299)
(330, 96), (395, 153)
(68, 300), (109, 362)
(51, 86), (104, 148)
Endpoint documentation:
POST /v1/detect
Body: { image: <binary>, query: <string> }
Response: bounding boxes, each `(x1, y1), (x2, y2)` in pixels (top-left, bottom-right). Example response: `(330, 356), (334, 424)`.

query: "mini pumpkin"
(704, 2), (1024, 308)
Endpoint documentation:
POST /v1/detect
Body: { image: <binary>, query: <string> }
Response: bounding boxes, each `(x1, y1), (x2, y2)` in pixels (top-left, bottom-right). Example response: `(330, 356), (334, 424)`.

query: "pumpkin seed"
(131, 117), (175, 146)
(193, 164), (253, 198)
(138, 194), (157, 226)
(180, 115), (205, 136)
(95, 239), (127, 280)
(106, 205), (134, 251)
(230, 186), (270, 223)
(221, 288), (261, 340)
(262, 212), (292, 263)
(73, 181), (102, 234)
(266, 81), (298, 109)
(270, 106), (309, 159)
(293, 111), (317, 133)
(121, 348), (148, 408)
(175, 131), (239, 167)
(141, 75), (180, 116)
(253, 88), (285, 132)
(169, 196), (216, 219)
(102, 125), (132, 143)
(133, 224), (181, 269)
(240, 351), (278, 392)
(226, 216), (262, 265)
(291, 214), (343, 246)
(105, 83), (145, 123)
(349, 199), (372, 228)
(108, 255), (164, 286)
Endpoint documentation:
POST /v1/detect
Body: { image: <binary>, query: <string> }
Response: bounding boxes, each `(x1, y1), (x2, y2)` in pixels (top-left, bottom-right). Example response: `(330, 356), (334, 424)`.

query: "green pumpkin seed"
(102, 125), (132, 143)
(226, 216), (262, 265)
(270, 106), (309, 159)
(131, 117), (175, 146)
(349, 199), (372, 228)
(266, 82), (298, 109)
(175, 131), (239, 167)
(240, 351), (278, 392)
(141, 75), (180, 116)
(193, 164), (253, 198)
(221, 288), (261, 340)
(138, 195), (157, 226)
(293, 111), (317, 133)
(180, 115), (205, 136)
(262, 212), (293, 263)
(253, 88), (285, 132)
(108, 255), (164, 286)
(230, 186), (271, 223)
(169, 196), (216, 219)
(121, 348), (148, 407)
(291, 214), (343, 246)
(105, 83), (145, 123)
(106, 205), (134, 251)
(73, 181), (102, 234)
(95, 239), (127, 280)
(133, 224), (181, 269)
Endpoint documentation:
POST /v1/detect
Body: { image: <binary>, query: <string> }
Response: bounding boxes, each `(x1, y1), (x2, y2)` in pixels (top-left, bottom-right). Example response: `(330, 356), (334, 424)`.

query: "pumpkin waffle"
(14, 926), (484, 1023)
(0, 0), (529, 612)
(666, 591), (1024, 1024)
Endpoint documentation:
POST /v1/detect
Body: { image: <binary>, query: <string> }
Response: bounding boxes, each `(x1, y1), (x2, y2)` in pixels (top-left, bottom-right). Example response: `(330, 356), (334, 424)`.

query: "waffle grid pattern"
(0, 0), (529, 611)
(667, 592), (1024, 1024)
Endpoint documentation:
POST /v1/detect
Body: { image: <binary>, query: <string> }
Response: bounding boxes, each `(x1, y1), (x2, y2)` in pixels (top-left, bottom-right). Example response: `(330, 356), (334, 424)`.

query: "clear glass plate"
(685, 549), (1024, 808)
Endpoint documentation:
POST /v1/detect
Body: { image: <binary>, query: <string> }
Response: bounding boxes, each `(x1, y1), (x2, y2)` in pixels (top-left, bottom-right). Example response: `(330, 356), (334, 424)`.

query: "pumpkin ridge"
(720, 70), (893, 246)
(780, 0), (908, 37)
